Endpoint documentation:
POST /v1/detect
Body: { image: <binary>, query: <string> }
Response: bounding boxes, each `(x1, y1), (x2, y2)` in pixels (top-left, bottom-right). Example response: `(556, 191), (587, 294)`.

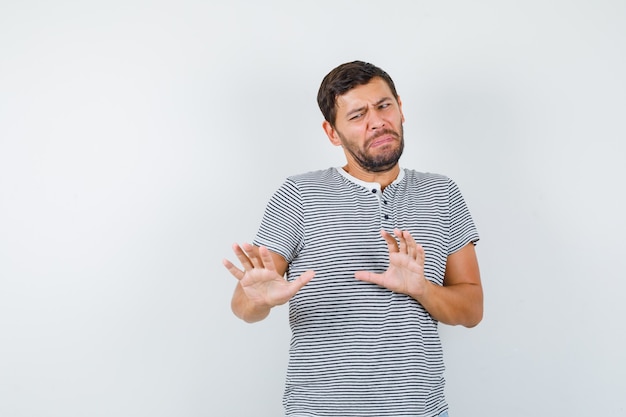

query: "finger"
(231, 243), (254, 270)
(380, 229), (399, 253)
(400, 230), (417, 259)
(222, 258), (245, 280)
(258, 246), (276, 272)
(271, 270), (315, 307)
(290, 270), (315, 291)
(398, 229), (424, 264)
(354, 270), (383, 286)
(241, 242), (263, 268)
(415, 243), (425, 266)
(394, 228), (408, 254)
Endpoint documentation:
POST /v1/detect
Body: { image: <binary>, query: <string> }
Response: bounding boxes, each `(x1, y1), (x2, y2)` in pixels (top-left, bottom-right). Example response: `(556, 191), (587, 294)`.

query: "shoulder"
(269, 168), (342, 202)
(283, 168), (345, 192)
(402, 169), (453, 187)
(400, 169), (470, 201)
(287, 167), (339, 183)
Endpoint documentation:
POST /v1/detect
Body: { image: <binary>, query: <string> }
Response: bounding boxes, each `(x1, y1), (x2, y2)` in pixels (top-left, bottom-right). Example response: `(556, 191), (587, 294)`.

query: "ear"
(322, 120), (342, 146)
(397, 95), (405, 123)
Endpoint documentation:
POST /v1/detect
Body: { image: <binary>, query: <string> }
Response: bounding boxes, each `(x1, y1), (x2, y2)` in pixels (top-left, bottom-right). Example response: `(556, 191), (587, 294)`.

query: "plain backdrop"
(1, 1), (625, 416)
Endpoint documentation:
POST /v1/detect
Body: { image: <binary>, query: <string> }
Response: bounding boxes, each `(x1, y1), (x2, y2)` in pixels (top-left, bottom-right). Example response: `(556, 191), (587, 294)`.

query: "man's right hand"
(223, 243), (314, 322)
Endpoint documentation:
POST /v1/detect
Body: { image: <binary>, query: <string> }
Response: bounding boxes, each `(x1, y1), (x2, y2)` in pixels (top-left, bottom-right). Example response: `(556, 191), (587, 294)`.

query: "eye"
(379, 102), (391, 109)
(349, 112), (363, 121)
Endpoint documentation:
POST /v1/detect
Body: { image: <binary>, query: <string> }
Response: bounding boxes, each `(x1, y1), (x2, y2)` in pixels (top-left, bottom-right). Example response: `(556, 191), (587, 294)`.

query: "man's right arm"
(224, 244), (314, 323)
(231, 281), (273, 323)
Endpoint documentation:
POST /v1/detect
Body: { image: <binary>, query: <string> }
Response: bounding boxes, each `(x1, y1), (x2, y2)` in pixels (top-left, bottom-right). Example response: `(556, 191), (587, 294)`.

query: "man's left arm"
(355, 229), (482, 327)
(418, 242), (483, 327)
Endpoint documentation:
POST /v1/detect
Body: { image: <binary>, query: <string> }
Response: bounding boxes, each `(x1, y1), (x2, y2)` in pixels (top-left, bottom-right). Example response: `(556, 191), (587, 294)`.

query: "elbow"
(463, 316), (482, 328)
(231, 298), (251, 323)
(463, 287), (483, 328)
(231, 299), (269, 324)
(231, 301), (255, 323)
(463, 306), (483, 328)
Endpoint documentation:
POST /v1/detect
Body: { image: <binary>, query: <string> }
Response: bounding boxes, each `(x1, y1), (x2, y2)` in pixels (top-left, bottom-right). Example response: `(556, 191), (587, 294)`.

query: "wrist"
(409, 277), (432, 302)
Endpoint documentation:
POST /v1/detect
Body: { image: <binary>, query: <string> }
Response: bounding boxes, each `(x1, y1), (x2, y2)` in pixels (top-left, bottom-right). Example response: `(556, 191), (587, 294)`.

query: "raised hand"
(223, 242), (314, 313)
(354, 229), (428, 297)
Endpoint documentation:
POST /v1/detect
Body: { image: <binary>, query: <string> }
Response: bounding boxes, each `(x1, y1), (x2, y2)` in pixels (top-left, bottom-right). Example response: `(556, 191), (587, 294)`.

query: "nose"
(368, 110), (385, 130)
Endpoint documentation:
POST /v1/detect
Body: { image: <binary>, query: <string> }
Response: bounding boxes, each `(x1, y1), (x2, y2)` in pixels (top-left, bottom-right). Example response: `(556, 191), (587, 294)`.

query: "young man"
(223, 61), (482, 417)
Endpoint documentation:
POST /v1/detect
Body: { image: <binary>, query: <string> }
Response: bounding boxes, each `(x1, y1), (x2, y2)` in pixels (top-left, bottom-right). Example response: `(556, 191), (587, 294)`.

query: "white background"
(1, 1), (625, 416)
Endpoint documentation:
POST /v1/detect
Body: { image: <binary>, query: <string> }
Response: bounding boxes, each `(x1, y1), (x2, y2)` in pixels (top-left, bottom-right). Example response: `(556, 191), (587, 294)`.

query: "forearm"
(415, 281), (483, 327)
(231, 283), (272, 323)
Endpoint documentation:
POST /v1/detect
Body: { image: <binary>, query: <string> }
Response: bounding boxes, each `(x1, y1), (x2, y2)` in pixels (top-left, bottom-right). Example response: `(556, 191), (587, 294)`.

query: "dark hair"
(317, 60), (399, 126)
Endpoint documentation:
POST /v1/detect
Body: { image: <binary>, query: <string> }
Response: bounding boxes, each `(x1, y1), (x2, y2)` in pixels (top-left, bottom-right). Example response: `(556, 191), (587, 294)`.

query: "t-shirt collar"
(335, 166), (405, 191)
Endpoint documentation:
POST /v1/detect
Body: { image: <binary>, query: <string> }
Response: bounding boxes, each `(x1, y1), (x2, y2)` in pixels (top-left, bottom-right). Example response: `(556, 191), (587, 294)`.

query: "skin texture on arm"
(354, 229), (483, 328)
(223, 243), (314, 323)
(418, 242), (483, 327)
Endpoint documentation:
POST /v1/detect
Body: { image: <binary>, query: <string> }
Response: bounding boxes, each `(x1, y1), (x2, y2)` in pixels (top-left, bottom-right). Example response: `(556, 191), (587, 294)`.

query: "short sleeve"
(253, 178), (305, 263)
(447, 178), (479, 254)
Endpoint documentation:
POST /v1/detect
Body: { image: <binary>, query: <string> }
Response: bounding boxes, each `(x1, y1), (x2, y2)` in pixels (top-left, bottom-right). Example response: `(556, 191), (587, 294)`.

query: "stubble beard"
(342, 125), (405, 173)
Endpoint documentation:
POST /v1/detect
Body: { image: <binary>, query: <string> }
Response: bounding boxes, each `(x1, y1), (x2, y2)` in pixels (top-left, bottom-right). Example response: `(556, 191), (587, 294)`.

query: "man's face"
(325, 77), (405, 173)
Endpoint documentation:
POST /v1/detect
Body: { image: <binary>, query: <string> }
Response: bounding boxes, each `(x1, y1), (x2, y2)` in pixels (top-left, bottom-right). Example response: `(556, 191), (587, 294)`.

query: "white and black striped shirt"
(254, 167), (479, 417)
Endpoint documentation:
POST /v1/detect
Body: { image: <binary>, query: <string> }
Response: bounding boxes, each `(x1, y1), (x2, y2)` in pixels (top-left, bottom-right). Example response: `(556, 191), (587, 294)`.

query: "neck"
(342, 163), (400, 190)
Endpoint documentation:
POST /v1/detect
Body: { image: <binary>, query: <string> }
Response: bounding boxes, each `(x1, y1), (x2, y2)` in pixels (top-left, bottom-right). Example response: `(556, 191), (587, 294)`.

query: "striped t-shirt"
(253, 167), (479, 417)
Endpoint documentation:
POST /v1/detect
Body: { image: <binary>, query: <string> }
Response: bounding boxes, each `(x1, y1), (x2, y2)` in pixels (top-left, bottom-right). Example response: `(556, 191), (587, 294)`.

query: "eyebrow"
(345, 97), (392, 118)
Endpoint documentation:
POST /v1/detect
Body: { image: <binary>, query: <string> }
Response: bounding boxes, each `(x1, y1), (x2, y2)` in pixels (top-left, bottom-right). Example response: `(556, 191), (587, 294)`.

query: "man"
(222, 61), (482, 417)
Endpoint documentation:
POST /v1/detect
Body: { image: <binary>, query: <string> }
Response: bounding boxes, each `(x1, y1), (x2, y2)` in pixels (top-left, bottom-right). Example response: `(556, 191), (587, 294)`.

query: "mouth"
(368, 130), (398, 149)
(370, 137), (394, 148)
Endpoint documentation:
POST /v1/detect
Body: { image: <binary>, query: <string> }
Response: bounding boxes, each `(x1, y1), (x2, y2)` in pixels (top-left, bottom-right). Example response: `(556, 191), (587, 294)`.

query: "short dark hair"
(317, 61), (399, 126)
